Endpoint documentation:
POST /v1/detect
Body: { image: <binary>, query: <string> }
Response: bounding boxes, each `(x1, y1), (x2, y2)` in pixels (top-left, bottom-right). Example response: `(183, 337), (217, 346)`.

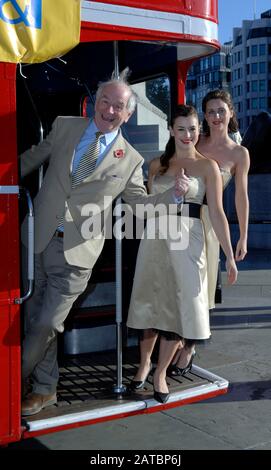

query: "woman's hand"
(235, 238), (247, 261)
(226, 257), (238, 285)
(174, 168), (190, 199)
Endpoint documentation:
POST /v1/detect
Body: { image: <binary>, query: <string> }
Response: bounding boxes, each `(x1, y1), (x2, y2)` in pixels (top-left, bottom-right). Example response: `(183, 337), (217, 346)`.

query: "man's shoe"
(22, 379), (32, 399)
(21, 392), (57, 416)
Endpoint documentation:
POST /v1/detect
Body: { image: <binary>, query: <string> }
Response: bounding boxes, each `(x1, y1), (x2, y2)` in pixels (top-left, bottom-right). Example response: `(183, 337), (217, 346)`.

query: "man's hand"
(174, 168), (190, 200)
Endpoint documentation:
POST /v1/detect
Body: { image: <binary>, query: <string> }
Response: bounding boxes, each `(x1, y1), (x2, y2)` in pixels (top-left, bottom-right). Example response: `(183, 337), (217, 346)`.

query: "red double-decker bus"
(0, 0), (226, 445)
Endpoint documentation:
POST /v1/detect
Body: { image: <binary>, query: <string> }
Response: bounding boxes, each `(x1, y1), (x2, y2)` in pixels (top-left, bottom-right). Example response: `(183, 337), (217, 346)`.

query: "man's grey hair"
(96, 67), (138, 113)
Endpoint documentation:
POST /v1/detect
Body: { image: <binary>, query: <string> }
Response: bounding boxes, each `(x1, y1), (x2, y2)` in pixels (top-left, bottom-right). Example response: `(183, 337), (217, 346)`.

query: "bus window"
(124, 77), (170, 178)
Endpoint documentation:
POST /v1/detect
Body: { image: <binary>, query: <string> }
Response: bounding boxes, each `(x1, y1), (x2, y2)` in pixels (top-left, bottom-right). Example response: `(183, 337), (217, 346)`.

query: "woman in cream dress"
(198, 90), (250, 310)
(169, 91), (250, 375)
(126, 105), (238, 403)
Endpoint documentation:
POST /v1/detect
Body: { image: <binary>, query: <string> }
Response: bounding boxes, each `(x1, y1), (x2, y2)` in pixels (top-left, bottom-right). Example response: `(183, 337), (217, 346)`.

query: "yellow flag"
(0, 0), (81, 63)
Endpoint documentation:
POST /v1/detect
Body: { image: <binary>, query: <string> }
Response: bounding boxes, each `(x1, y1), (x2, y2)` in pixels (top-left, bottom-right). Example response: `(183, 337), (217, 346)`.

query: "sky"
(218, 0), (271, 44)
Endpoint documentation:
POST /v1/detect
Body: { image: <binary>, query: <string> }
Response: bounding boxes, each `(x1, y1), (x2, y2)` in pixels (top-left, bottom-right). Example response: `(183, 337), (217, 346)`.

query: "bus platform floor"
(7, 268), (271, 451)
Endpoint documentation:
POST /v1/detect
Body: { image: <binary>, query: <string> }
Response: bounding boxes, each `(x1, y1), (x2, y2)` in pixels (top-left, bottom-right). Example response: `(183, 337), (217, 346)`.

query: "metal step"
(22, 348), (228, 437)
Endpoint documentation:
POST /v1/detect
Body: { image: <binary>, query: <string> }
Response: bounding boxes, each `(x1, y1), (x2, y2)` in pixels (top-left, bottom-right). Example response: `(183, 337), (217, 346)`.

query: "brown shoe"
(21, 392), (57, 416)
(22, 379), (32, 399)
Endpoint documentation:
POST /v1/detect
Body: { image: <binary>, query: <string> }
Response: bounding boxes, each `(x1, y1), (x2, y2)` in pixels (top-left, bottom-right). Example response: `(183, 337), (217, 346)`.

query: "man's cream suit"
(21, 116), (176, 269)
(21, 116), (179, 397)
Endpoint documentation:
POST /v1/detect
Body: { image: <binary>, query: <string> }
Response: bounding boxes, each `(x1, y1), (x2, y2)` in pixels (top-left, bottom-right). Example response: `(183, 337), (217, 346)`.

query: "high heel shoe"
(167, 351), (196, 377)
(129, 363), (153, 391)
(153, 389), (169, 404)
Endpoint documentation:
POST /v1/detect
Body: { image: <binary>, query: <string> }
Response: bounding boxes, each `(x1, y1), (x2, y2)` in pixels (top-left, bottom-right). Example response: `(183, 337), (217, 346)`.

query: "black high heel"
(129, 363), (153, 391)
(167, 351), (195, 377)
(153, 390), (169, 404)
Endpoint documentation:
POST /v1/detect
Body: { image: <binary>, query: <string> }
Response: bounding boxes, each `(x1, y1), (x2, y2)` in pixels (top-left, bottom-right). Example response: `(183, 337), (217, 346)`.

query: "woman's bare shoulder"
(196, 133), (209, 149)
(234, 144), (250, 172)
(231, 142), (250, 160)
(148, 157), (161, 172)
(200, 155), (220, 175)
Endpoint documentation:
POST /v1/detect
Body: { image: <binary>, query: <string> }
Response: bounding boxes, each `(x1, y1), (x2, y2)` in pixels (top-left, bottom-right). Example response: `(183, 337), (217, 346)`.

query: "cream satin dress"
(201, 168), (232, 309)
(127, 173), (210, 340)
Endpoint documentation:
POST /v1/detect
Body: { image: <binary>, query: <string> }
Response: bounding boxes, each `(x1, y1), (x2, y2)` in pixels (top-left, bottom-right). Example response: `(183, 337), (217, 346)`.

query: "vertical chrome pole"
(38, 123), (44, 188)
(112, 41), (126, 394)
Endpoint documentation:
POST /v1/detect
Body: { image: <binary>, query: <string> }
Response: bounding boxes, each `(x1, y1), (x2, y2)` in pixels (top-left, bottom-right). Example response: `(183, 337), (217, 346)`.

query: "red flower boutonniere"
(114, 149), (125, 159)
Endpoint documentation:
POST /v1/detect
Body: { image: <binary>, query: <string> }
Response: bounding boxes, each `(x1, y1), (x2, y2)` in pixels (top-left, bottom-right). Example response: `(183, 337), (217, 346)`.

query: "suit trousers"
(22, 236), (92, 395)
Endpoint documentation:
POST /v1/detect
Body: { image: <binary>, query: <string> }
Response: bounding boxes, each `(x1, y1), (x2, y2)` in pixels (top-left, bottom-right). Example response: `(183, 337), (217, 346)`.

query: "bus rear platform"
(22, 347), (228, 438)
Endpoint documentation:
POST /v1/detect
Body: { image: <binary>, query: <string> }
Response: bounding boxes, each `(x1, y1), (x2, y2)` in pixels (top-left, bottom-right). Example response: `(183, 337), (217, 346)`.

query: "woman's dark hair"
(202, 89), (239, 136)
(242, 111), (271, 173)
(159, 104), (198, 174)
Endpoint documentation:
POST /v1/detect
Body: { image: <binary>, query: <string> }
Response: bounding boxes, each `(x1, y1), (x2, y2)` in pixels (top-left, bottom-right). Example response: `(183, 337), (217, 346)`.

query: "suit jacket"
(20, 116), (177, 268)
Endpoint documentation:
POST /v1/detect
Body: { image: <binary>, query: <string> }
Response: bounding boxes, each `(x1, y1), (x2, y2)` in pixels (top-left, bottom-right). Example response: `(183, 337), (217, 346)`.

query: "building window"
(126, 76), (171, 169)
(246, 46), (250, 57)
(237, 102), (242, 112)
(238, 84), (243, 96)
(259, 62), (266, 73)
(259, 80), (266, 92)
(226, 54), (231, 68)
(259, 44), (266, 55)
(246, 82), (250, 92)
(214, 55), (220, 67)
(251, 45), (258, 56)
(251, 63), (258, 74)
(252, 98), (258, 109)
(249, 26), (271, 39)
(235, 35), (242, 46)
(259, 97), (266, 109)
(246, 64), (250, 75)
(246, 99), (250, 110)
(251, 80), (258, 92)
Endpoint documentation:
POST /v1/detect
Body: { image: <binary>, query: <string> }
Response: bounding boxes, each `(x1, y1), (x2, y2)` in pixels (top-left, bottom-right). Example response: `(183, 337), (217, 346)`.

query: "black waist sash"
(178, 202), (201, 219)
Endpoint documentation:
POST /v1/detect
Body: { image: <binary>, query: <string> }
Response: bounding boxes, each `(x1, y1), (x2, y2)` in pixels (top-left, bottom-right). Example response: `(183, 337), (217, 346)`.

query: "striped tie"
(56, 131), (103, 232)
(71, 131), (103, 188)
